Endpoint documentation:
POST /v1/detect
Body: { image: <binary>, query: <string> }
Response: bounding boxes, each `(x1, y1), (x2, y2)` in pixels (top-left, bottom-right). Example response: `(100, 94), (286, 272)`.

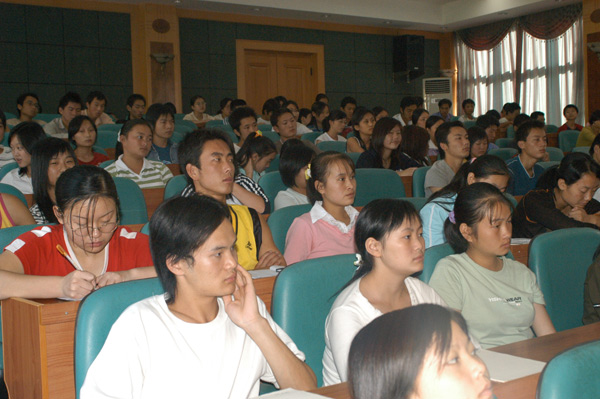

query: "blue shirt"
(506, 155), (544, 196)
(420, 194), (456, 248)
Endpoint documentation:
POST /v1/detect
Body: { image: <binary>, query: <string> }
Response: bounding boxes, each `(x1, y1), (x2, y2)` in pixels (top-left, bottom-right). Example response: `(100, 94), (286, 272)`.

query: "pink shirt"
(283, 202), (357, 265)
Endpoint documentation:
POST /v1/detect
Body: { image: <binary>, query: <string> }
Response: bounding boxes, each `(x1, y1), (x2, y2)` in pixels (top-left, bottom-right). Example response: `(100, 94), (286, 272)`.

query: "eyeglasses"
(70, 221), (118, 236)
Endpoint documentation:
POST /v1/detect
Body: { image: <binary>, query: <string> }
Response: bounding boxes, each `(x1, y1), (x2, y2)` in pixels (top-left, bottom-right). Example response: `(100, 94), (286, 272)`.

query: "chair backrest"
(35, 113), (60, 123)
(402, 197), (428, 211)
(258, 171), (287, 207)
(420, 243), (455, 283)
(412, 166), (432, 198)
(92, 146), (108, 156)
(264, 154), (280, 173)
(463, 121), (476, 129)
(545, 124), (558, 133)
(545, 147), (564, 162)
(301, 132), (320, 143)
(495, 138), (513, 148)
(354, 168), (405, 206)
(572, 146), (590, 154)
(99, 160), (114, 169)
(488, 148), (518, 161)
(316, 141), (346, 153)
(538, 161), (560, 169)
(261, 130), (280, 144)
(271, 254), (358, 387)
(537, 340), (600, 399)
(267, 204), (312, 252)
(163, 174), (187, 200)
(96, 130), (119, 150)
(346, 152), (360, 165)
(97, 124), (123, 133)
(529, 228), (600, 331)
(558, 130), (580, 153)
(0, 183), (27, 206)
(506, 125), (515, 139)
(206, 119), (225, 128)
(175, 120), (197, 132)
(113, 177), (148, 224)
(258, 124), (273, 132)
(0, 162), (18, 181)
(74, 278), (165, 398)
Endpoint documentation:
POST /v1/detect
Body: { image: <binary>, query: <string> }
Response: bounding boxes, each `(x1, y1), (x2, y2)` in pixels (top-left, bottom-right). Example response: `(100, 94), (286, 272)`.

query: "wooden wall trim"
(235, 40), (325, 101)
(2, 0), (134, 13)
(177, 8), (446, 40)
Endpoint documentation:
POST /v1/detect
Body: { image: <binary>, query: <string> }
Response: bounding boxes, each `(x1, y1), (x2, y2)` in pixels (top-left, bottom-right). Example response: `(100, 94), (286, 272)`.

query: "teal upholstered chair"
(267, 204), (312, 252)
(0, 162), (18, 181)
(412, 166), (431, 198)
(261, 130), (280, 144)
(271, 254), (358, 387)
(258, 124), (273, 132)
(538, 161), (559, 169)
(74, 278), (165, 398)
(206, 120), (225, 128)
(301, 132), (320, 143)
(96, 130), (119, 150)
(346, 152), (360, 165)
(113, 177), (148, 224)
(316, 141), (346, 153)
(99, 160), (114, 169)
(545, 147), (564, 162)
(545, 124), (559, 133)
(35, 113), (60, 123)
(488, 148), (517, 161)
(354, 169), (405, 206)
(495, 138), (513, 148)
(537, 340), (600, 399)
(506, 125), (515, 139)
(258, 171), (286, 207)
(175, 120), (197, 132)
(572, 146), (590, 154)
(463, 121), (476, 129)
(163, 174), (187, 200)
(402, 197), (428, 211)
(264, 154), (280, 173)
(528, 228), (600, 331)
(420, 243), (454, 283)
(0, 183), (27, 206)
(558, 130), (580, 153)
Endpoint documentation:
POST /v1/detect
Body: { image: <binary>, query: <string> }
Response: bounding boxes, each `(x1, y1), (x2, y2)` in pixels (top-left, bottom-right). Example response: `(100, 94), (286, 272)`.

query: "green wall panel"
(26, 6), (64, 45)
(65, 46), (100, 85)
(63, 9), (99, 47)
(0, 3), (26, 42)
(27, 44), (65, 84)
(98, 12), (131, 50)
(0, 43), (28, 82)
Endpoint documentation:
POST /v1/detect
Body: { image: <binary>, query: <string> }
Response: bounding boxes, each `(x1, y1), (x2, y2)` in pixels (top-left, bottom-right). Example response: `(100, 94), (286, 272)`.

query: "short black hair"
(178, 129), (235, 185)
(502, 102), (521, 114)
(150, 195), (231, 303)
(270, 107), (294, 127)
(590, 110), (600, 125)
(16, 93), (41, 116)
(530, 111), (545, 121)
(475, 114), (499, 130)
(229, 106), (257, 133)
(435, 121), (465, 159)
(400, 96), (418, 110)
(563, 104), (579, 116)
(438, 98), (452, 107)
(230, 99), (247, 110)
(485, 109), (501, 120)
(58, 92), (83, 110)
(515, 120), (546, 152)
(279, 141), (315, 188)
(315, 93), (329, 103)
(462, 98), (475, 109)
(8, 122), (47, 176)
(341, 96), (357, 108)
(145, 103), (175, 128)
(189, 95), (205, 107)
(126, 94), (146, 107)
(262, 98), (279, 115)
(467, 125), (488, 147)
(86, 91), (107, 105)
(513, 113), (531, 130)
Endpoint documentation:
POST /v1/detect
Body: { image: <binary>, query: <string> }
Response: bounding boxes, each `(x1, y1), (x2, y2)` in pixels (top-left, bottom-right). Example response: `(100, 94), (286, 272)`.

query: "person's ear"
(250, 153), (260, 163)
(517, 140), (526, 151)
(316, 179), (326, 195)
(58, 107), (65, 116)
(466, 172), (476, 185)
(166, 257), (189, 276)
(53, 206), (64, 225)
(459, 223), (475, 243)
(439, 142), (449, 152)
(557, 178), (568, 191)
(186, 163), (201, 181)
(365, 237), (382, 258)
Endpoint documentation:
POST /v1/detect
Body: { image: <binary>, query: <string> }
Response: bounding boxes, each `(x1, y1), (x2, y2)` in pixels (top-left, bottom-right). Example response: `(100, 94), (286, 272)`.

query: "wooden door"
(241, 49), (318, 112)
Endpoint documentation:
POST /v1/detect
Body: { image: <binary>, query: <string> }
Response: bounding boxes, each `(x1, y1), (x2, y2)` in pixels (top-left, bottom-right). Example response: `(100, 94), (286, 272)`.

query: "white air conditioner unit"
(423, 78), (453, 112)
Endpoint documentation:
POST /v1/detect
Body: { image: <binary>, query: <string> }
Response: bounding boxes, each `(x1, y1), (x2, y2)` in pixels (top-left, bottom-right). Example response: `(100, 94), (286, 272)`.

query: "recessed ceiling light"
(322, 14), (329, 19)
(252, 7), (261, 11)
(384, 21), (391, 24)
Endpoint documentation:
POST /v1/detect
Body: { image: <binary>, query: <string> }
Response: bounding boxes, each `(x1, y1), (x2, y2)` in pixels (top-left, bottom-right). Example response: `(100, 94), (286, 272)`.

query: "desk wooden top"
(311, 323), (600, 399)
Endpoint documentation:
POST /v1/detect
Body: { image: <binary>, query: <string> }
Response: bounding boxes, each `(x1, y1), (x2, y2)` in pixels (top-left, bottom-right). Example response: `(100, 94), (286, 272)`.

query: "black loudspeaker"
(393, 35), (425, 80)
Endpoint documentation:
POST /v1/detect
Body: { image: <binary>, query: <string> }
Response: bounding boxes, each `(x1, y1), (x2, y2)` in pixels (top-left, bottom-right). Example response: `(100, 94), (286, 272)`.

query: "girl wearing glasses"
(0, 165), (155, 300)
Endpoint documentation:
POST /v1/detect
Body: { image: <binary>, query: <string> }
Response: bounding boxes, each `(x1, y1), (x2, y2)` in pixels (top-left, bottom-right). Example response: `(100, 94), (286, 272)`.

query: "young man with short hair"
(432, 98), (454, 122)
(124, 94), (146, 121)
(43, 92), (82, 138)
(475, 114), (500, 151)
(424, 121), (469, 197)
(81, 91), (114, 127)
(498, 102), (521, 137)
(340, 96), (357, 122)
(81, 194), (316, 398)
(458, 98), (476, 122)
(179, 129), (282, 266)
(506, 120), (547, 196)
(258, 98), (279, 125)
(393, 96), (419, 127)
(530, 111), (545, 124)
(145, 103), (178, 164)
(558, 104), (583, 133)
(7, 93), (45, 126)
(271, 108), (319, 154)
(230, 106), (258, 152)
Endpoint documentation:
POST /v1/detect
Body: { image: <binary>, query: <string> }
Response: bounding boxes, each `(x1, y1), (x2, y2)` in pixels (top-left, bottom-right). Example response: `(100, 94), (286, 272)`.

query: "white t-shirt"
(315, 133), (347, 143)
(0, 168), (32, 194)
(0, 146), (14, 168)
(296, 122), (312, 135)
(81, 294), (305, 399)
(322, 276), (446, 386)
(274, 187), (309, 211)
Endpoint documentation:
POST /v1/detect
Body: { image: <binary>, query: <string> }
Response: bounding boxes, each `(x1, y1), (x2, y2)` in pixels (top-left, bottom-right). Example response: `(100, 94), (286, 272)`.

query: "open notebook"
(478, 349), (546, 382)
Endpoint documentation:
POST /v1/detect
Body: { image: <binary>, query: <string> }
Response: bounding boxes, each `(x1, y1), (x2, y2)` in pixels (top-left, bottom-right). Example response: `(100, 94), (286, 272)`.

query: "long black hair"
(234, 132), (276, 169)
(536, 152), (600, 190)
(8, 122), (46, 176)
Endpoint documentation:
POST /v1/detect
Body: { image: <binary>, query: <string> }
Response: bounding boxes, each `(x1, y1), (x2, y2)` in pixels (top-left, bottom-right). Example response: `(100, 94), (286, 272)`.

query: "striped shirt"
(104, 156), (173, 189)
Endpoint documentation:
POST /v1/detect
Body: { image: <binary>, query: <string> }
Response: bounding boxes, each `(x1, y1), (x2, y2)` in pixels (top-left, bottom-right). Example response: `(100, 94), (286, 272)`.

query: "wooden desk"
(510, 243), (529, 266)
(141, 188), (165, 219)
(2, 275), (277, 399)
(401, 175), (413, 197)
(311, 323), (600, 399)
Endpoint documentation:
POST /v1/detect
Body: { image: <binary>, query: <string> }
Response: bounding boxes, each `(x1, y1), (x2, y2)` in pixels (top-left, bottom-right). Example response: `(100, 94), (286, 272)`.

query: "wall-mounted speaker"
(393, 35), (425, 80)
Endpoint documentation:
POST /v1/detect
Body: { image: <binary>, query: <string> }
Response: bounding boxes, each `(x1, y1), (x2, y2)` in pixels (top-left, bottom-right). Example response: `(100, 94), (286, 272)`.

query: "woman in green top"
(429, 183), (556, 348)
(576, 110), (600, 147)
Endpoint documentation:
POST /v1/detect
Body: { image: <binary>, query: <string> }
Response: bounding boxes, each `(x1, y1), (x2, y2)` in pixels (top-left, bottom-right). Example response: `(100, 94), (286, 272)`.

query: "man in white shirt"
(43, 92), (82, 139)
(81, 91), (114, 127)
(81, 195), (316, 399)
(393, 96), (418, 127)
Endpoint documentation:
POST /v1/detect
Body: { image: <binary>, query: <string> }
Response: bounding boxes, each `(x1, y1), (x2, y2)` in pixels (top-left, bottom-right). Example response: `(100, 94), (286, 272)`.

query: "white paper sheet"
(478, 349), (546, 382)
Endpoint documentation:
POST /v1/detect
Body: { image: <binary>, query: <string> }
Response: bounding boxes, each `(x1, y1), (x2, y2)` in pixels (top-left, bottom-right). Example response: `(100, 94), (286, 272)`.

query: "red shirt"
(78, 152), (110, 166)
(557, 123), (583, 133)
(5, 225), (153, 276)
